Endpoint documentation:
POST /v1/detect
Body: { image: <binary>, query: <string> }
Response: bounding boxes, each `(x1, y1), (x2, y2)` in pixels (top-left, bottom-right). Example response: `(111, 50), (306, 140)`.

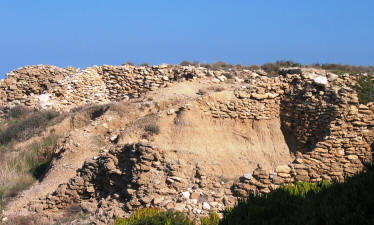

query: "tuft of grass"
(200, 211), (220, 225)
(144, 124), (160, 135)
(70, 104), (109, 120)
(0, 135), (59, 211)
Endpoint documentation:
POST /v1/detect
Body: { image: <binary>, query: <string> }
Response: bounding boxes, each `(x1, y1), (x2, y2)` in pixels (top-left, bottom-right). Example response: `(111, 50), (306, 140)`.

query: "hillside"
(0, 64), (373, 225)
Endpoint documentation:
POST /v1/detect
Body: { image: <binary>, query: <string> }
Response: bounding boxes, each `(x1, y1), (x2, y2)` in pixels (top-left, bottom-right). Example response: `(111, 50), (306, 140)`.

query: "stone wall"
(0, 64), (225, 110)
(196, 71), (374, 198)
(29, 143), (237, 224)
(2, 65), (374, 224)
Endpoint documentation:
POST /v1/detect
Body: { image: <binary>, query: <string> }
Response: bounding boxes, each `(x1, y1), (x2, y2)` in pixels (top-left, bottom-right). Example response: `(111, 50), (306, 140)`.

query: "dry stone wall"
(195, 70), (374, 198)
(2, 64), (374, 224)
(29, 143), (237, 224)
(0, 64), (222, 111)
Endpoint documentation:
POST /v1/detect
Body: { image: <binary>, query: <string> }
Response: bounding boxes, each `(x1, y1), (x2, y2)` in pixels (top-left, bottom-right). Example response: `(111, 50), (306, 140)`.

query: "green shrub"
(180, 60), (193, 66)
(115, 166), (374, 225)
(70, 104), (109, 120)
(28, 135), (59, 179)
(321, 63), (374, 74)
(7, 105), (31, 119)
(351, 75), (374, 104)
(0, 110), (59, 145)
(261, 60), (302, 75)
(220, 165), (374, 225)
(115, 208), (195, 225)
(200, 211), (220, 225)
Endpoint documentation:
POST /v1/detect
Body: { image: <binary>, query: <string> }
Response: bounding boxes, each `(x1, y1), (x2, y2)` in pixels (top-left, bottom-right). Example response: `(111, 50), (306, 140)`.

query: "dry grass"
(0, 135), (59, 211)
(118, 113), (160, 143)
(2, 214), (42, 225)
(197, 86), (225, 96)
(0, 109), (61, 145)
(207, 86), (225, 92)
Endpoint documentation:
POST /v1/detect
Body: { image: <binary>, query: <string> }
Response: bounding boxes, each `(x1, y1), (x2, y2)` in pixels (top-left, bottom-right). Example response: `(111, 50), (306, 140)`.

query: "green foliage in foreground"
(351, 75), (374, 104)
(114, 208), (194, 225)
(221, 164), (374, 225)
(115, 209), (219, 225)
(116, 165), (374, 225)
(0, 135), (59, 211)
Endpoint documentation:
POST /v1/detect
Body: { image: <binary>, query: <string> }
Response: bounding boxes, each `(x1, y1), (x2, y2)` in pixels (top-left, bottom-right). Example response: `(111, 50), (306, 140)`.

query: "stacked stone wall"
(2, 65), (374, 224)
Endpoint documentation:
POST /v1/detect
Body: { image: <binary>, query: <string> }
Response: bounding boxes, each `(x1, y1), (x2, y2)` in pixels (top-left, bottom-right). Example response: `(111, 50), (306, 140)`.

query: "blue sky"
(1, 0), (373, 78)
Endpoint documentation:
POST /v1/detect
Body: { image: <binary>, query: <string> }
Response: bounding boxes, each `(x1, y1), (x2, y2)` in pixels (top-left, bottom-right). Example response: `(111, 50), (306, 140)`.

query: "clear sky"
(1, 0), (373, 78)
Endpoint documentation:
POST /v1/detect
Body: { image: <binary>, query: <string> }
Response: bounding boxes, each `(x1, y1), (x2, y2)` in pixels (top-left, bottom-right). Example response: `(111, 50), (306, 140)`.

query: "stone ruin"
(1, 64), (374, 224)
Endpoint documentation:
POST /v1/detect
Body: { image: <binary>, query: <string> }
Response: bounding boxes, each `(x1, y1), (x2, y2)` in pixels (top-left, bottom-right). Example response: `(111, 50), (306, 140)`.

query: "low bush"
(180, 60), (199, 66)
(222, 73), (234, 79)
(0, 110), (59, 145)
(122, 62), (135, 66)
(0, 135), (59, 210)
(207, 86), (225, 92)
(7, 105), (32, 119)
(261, 60), (302, 75)
(197, 89), (208, 96)
(140, 62), (150, 66)
(70, 104), (109, 120)
(115, 209), (219, 225)
(221, 165), (374, 225)
(115, 208), (194, 225)
(320, 63), (374, 74)
(180, 60), (193, 66)
(351, 75), (374, 104)
(200, 212), (220, 225)
(144, 124), (160, 135)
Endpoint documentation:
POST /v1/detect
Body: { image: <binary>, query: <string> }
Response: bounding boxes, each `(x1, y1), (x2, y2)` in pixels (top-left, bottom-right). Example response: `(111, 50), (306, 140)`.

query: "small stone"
(202, 202), (211, 210)
(313, 76), (328, 86)
(110, 135), (118, 142)
(181, 191), (190, 199)
(167, 109), (175, 115)
(251, 93), (267, 100)
(347, 155), (358, 160)
(277, 172), (291, 178)
(194, 209), (202, 214)
(170, 176), (183, 182)
(190, 192), (200, 199)
(86, 186), (95, 193)
(212, 78), (220, 83)
(173, 203), (185, 211)
(152, 197), (164, 205)
(275, 165), (291, 174)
